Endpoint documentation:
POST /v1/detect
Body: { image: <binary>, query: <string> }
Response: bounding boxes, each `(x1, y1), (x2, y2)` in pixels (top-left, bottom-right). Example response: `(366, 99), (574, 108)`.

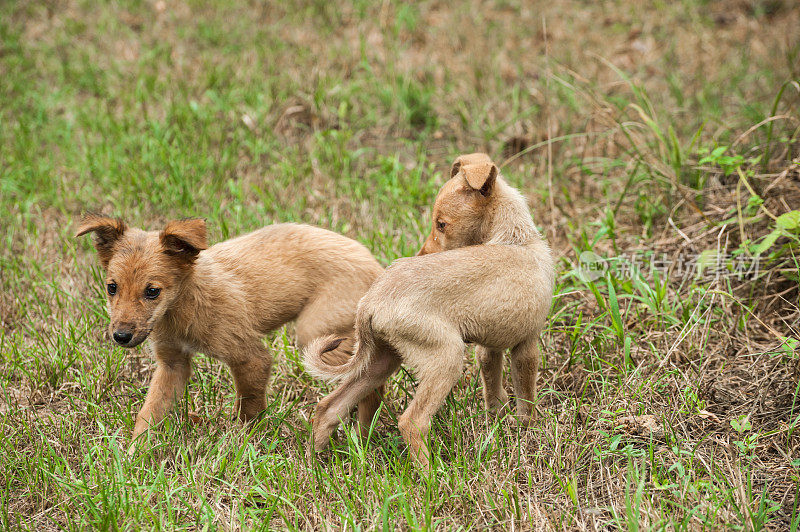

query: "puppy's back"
(207, 223), (381, 278)
(364, 240), (553, 350)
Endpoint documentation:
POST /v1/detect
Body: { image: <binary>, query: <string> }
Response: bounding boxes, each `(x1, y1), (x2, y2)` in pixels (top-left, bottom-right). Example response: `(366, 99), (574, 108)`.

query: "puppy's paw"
(306, 440), (325, 467)
(497, 389), (509, 405)
(485, 390), (510, 413)
(312, 436), (330, 453)
(127, 440), (139, 456)
(516, 407), (538, 428)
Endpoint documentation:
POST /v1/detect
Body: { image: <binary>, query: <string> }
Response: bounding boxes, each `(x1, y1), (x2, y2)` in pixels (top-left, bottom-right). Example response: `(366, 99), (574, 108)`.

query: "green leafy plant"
(752, 209), (800, 256)
(698, 146), (747, 176)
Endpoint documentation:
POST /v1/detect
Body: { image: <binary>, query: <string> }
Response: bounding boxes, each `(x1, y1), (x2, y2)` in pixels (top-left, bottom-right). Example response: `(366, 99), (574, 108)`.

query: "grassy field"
(1, 0), (799, 529)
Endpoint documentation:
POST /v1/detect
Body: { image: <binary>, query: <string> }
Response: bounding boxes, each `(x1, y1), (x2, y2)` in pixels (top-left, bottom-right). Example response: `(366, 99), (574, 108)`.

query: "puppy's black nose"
(113, 330), (133, 345)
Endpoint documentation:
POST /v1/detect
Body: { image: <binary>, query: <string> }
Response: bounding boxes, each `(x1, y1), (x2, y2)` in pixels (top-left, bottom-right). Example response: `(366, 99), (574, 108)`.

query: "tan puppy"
(76, 216), (383, 442)
(305, 153), (555, 468)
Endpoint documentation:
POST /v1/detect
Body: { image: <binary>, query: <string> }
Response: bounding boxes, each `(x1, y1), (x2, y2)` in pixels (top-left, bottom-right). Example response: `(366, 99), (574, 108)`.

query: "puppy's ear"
(462, 163), (498, 197)
(452, 152), (493, 178)
(75, 213), (127, 268)
(160, 218), (207, 262)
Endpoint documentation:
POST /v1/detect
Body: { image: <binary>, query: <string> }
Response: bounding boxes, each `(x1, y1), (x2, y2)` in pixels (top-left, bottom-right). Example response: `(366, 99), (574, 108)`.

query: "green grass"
(1, 0), (799, 529)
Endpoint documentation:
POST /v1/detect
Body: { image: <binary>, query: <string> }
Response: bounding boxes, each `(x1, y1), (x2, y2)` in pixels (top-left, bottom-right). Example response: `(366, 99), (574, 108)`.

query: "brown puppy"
(305, 154), (555, 468)
(76, 216), (383, 443)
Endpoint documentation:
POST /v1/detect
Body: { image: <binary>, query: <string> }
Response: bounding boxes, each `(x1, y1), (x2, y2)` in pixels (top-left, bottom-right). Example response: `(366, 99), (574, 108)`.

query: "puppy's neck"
(482, 178), (541, 247)
(157, 257), (220, 342)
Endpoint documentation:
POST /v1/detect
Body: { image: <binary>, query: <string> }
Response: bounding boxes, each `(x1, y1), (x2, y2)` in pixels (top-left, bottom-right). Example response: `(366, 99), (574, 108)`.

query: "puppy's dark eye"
(436, 220), (447, 232)
(144, 287), (161, 300)
(107, 282), (117, 296)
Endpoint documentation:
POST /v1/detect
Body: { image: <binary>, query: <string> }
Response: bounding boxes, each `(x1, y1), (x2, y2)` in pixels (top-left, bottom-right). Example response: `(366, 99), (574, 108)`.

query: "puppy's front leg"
(228, 341), (272, 422)
(132, 343), (192, 443)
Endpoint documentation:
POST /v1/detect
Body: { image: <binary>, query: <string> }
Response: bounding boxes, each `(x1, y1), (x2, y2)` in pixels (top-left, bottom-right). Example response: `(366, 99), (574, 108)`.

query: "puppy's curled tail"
(303, 316), (375, 384)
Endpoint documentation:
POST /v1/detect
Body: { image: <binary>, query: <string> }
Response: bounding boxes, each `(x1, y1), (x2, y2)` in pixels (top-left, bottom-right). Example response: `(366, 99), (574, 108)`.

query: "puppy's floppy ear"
(75, 213), (127, 268)
(451, 152), (493, 177)
(160, 218), (207, 262)
(462, 163), (498, 197)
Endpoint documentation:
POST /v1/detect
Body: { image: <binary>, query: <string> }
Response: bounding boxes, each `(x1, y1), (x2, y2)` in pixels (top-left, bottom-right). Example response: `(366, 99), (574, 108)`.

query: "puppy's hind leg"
(318, 335), (386, 440)
(397, 342), (464, 470)
(477, 346), (508, 413)
(312, 347), (400, 453)
(296, 296), (384, 440)
(509, 338), (541, 424)
(228, 341), (273, 422)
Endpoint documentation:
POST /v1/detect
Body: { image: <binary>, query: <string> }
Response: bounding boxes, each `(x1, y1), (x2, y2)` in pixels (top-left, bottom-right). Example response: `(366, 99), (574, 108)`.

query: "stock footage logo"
(577, 251), (608, 282)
